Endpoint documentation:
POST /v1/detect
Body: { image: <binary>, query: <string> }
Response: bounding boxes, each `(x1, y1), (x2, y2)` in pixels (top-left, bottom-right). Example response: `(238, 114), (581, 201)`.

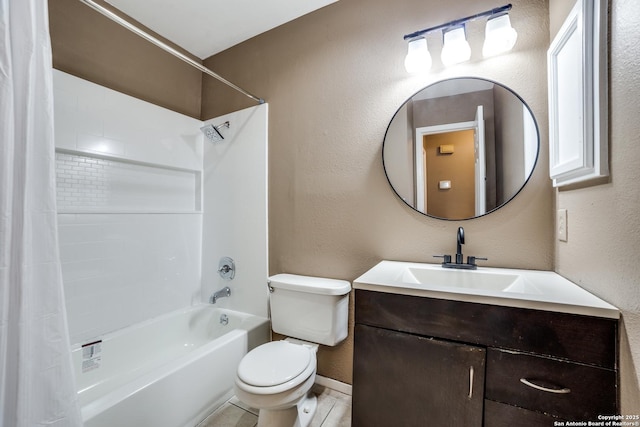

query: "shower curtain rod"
(77, 0), (265, 104)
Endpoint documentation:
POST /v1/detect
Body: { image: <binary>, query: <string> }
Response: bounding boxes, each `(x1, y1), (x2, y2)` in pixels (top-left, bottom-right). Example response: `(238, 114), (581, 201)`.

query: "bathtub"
(71, 305), (270, 427)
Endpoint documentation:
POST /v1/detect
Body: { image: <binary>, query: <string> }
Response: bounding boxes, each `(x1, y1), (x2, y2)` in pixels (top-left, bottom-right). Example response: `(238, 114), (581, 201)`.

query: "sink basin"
(402, 267), (537, 294)
(354, 260), (619, 319)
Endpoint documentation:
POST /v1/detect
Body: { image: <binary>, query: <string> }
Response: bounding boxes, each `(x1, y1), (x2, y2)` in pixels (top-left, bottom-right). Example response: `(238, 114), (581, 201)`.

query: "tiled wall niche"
(56, 151), (200, 213)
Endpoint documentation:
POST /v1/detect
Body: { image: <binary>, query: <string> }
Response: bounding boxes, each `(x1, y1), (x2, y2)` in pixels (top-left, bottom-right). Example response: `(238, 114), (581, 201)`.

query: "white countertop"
(353, 260), (619, 319)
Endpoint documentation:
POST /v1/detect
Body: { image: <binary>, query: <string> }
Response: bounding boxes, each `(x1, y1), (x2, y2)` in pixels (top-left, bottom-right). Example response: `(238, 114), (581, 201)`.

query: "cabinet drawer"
(355, 290), (617, 368)
(484, 399), (561, 427)
(486, 348), (617, 420)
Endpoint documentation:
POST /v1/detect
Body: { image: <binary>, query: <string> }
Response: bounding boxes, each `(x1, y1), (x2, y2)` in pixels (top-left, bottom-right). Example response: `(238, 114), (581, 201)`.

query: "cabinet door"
(352, 324), (485, 427)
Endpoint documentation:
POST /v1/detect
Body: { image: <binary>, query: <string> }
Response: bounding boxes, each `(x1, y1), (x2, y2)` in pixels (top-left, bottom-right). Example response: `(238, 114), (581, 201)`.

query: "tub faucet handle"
(218, 256), (235, 280)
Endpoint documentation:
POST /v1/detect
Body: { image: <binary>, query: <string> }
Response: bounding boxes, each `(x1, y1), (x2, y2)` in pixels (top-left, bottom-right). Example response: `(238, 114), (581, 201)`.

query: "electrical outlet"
(557, 209), (568, 242)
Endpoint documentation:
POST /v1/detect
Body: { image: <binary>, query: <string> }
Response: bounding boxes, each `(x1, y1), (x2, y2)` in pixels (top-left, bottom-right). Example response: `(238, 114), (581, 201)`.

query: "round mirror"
(383, 77), (539, 220)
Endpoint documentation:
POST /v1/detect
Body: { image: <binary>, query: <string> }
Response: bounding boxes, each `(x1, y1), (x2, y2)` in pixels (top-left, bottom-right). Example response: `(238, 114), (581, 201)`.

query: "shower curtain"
(0, 1), (82, 426)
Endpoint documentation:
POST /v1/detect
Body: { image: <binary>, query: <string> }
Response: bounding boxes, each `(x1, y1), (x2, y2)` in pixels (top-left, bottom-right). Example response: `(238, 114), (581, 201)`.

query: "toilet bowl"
(234, 340), (319, 427)
(233, 274), (351, 427)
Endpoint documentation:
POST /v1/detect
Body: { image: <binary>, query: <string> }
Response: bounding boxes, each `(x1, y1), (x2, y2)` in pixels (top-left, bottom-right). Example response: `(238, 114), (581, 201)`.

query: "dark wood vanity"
(352, 290), (618, 426)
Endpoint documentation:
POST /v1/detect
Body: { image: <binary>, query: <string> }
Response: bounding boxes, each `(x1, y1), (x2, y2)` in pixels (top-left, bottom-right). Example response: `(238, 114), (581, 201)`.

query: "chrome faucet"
(434, 227), (487, 270)
(209, 286), (231, 304)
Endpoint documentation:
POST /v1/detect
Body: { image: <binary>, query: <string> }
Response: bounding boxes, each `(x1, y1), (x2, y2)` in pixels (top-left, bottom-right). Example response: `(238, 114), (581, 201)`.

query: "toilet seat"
(235, 341), (316, 395)
(238, 341), (312, 386)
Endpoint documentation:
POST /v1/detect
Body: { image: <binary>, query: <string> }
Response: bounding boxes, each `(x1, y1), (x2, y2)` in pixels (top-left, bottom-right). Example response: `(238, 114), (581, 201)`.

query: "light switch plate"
(557, 209), (568, 242)
(439, 180), (452, 190)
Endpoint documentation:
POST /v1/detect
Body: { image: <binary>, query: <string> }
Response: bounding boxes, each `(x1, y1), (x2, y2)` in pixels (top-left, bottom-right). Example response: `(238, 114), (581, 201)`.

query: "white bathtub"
(71, 305), (270, 427)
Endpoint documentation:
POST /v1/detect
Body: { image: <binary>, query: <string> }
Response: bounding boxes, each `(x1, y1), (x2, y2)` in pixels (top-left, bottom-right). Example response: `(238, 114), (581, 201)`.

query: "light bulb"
(483, 14), (518, 57)
(441, 26), (471, 66)
(404, 38), (432, 73)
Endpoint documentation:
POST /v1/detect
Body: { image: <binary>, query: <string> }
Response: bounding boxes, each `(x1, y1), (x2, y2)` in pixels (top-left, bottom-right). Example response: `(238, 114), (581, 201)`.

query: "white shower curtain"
(0, 1), (82, 426)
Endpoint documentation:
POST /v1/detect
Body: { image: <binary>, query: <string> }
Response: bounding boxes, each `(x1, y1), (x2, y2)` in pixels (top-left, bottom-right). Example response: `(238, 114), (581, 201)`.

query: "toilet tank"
(269, 274), (351, 346)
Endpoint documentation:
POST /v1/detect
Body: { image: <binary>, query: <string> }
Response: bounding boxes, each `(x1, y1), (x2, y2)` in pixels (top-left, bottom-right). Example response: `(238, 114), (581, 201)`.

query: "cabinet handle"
(468, 366), (474, 398)
(520, 378), (571, 394)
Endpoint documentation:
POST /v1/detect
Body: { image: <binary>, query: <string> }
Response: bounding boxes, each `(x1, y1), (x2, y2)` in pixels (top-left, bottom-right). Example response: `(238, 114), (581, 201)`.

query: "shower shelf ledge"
(56, 209), (203, 215)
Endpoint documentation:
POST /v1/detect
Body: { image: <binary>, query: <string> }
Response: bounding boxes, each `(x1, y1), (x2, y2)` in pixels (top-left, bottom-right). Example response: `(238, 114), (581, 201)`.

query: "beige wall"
(49, 0), (202, 118)
(550, 0), (640, 413)
(202, 0), (553, 384)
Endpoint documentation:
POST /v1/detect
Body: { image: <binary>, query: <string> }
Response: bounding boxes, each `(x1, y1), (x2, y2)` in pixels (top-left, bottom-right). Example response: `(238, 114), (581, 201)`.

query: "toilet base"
(256, 392), (318, 427)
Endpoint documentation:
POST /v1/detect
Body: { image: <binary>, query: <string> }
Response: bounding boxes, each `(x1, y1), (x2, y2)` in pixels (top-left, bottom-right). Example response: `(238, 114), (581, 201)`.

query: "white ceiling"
(105, 0), (338, 59)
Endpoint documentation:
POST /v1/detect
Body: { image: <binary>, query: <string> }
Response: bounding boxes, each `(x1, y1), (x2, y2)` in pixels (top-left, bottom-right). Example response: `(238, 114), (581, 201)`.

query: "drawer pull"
(520, 378), (571, 394)
(468, 366), (474, 398)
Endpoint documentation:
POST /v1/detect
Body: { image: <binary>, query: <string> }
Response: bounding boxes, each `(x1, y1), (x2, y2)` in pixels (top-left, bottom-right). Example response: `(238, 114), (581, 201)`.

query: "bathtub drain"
(220, 314), (229, 325)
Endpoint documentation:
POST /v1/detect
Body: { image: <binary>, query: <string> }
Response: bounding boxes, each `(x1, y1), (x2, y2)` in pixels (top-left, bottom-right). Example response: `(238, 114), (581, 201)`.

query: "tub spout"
(210, 286), (231, 304)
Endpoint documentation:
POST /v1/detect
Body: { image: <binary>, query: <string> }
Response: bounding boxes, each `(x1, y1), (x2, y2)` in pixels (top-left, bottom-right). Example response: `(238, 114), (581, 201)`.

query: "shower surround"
(53, 69), (269, 424)
(53, 69), (204, 343)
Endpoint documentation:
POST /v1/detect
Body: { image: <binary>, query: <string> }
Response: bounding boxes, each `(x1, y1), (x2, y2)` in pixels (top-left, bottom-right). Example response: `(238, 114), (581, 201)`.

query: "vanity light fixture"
(441, 25), (472, 66)
(404, 37), (432, 73)
(403, 4), (516, 73)
(482, 13), (518, 57)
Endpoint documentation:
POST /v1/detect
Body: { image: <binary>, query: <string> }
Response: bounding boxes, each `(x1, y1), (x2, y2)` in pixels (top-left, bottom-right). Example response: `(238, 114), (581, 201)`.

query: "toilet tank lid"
(269, 274), (351, 296)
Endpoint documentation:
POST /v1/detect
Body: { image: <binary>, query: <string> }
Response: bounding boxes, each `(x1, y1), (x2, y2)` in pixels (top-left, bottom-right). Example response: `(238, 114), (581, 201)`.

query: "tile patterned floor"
(197, 384), (351, 427)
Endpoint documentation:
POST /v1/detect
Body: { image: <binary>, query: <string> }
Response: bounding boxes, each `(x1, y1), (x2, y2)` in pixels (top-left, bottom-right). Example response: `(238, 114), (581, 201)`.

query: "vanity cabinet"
(354, 324), (485, 426)
(352, 290), (618, 426)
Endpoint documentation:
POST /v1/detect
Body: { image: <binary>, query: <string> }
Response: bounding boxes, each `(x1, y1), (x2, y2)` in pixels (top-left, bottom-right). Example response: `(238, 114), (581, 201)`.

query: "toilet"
(234, 274), (351, 427)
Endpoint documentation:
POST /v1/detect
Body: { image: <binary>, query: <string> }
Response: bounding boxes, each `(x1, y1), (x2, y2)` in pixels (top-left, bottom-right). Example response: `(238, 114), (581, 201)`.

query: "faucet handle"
(467, 256), (487, 266)
(218, 256), (235, 280)
(434, 254), (452, 264)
